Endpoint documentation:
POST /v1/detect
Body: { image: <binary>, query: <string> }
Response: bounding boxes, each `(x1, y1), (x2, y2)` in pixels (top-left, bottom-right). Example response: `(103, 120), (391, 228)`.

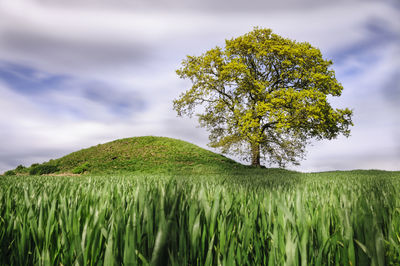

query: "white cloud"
(2, 0), (397, 76)
(0, 79), (210, 172)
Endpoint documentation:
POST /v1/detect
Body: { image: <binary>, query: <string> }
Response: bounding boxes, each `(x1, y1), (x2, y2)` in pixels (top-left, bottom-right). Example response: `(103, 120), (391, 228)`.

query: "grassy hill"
(6, 136), (396, 178)
(10, 136), (251, 175)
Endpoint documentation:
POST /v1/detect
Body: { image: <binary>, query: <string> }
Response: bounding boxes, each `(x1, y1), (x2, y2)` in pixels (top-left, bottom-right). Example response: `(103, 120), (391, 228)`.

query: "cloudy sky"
(0, 0), (399, 173)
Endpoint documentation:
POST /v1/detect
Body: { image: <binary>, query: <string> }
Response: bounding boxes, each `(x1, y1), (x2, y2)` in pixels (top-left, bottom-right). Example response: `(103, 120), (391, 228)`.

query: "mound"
(16, 136), (244, 175)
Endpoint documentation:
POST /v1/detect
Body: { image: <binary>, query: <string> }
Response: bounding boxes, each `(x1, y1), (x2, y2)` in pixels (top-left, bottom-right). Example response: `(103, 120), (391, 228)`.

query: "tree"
(173, 28), (353, 167)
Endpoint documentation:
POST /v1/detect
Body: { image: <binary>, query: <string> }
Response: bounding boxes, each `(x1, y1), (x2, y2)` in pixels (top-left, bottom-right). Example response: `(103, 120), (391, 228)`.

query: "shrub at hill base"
(29, 165), (59, 175)
(72, 162), (91, 174)
(4, 170), (16, 176)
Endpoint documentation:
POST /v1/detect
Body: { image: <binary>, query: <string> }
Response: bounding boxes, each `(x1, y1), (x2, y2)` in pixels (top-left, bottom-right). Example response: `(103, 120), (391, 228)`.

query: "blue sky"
(0, 0), (399, 173)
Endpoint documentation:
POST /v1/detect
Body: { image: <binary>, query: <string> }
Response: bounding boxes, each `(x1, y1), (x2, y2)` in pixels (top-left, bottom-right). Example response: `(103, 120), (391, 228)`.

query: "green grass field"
(1, 137), (399, 265)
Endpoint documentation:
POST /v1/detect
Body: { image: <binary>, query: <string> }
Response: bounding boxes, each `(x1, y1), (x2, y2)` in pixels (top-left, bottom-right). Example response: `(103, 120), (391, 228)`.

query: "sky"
(0, 0), (399, 173)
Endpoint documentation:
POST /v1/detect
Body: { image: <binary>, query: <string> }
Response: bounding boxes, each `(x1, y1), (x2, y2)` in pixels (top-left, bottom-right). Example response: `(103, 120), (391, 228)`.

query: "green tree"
(173, 28), (353, 167)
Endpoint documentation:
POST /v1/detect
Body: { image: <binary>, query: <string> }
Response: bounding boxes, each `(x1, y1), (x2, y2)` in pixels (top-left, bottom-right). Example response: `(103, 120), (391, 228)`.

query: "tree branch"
(261, 121), (278, 134)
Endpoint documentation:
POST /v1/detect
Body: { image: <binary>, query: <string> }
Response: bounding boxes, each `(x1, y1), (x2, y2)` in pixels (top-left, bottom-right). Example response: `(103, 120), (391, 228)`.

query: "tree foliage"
(174, 28), (353, 167)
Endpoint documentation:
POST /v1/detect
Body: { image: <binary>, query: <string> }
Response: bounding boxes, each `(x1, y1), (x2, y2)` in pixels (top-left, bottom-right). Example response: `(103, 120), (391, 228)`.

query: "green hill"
(12, 136), (248, 175)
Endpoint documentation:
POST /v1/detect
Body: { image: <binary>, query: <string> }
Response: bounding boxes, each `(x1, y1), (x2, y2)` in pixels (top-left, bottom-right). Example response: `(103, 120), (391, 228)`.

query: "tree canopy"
(173, 28), (353, 167)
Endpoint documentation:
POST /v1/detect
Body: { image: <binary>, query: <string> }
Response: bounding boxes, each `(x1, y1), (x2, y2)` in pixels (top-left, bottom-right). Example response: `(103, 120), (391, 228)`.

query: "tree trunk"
(251, 143), (261, 167)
